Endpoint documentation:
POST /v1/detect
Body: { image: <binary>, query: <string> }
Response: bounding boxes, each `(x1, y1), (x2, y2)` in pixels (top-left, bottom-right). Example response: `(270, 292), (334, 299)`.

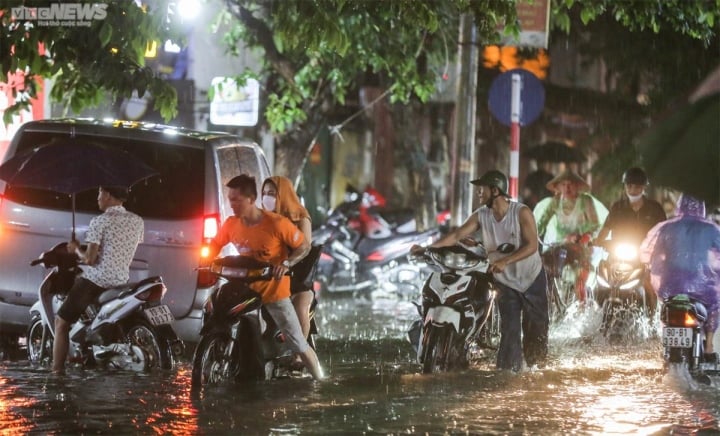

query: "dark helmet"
(471, 170), (508, 195)
(622, 167), (648, 185)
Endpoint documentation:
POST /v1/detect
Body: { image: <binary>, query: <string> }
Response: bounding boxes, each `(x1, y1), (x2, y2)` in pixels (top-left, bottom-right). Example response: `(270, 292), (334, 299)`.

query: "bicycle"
(540, 241), (591, 322)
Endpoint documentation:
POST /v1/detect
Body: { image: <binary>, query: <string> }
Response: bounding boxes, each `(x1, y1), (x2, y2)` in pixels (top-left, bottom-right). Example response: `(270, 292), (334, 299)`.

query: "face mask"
(262, 195), (277, 211)
(627, 193), (644, 203)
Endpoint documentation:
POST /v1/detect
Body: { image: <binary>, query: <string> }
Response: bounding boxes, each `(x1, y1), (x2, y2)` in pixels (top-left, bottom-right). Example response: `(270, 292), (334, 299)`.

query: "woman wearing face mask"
(261, 176), (316, 366)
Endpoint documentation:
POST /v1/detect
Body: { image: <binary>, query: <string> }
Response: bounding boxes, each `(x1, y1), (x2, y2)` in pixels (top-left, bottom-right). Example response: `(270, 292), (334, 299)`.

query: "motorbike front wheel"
(421, 325), (463, 374)
(191, 333), (240, 392)
(27, 315), (53, 365)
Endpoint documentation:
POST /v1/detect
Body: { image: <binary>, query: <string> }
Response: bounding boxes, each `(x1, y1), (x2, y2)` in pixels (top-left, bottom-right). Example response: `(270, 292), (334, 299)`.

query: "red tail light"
(666, 309), (699, 328)
(198, 214), (220, 288)
(683, 312), (699, 327)
(136, 283), (167, 302)
(203, 214), (219, 241)
(366, 250), (385, 262)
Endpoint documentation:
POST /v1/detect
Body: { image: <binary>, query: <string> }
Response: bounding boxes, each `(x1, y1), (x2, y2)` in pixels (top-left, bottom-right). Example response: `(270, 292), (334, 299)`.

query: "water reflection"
(0, 293), (717, 434)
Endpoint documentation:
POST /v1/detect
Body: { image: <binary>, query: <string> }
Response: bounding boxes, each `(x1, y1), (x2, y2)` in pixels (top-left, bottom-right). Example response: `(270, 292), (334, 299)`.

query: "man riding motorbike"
(207, 174), (323, 380)
(595, 167), (666, 316)
(641, 194), (720, 360)
(534, 169), (607, 304)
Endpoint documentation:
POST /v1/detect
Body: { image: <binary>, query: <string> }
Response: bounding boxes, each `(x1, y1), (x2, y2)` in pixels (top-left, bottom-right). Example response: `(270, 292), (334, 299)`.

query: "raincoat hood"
(263, 176), (310, 223)
(677, 194), (706, 218)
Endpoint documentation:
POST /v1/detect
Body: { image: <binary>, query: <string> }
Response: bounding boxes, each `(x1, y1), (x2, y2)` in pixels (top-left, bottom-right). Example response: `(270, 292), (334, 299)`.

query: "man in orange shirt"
(209, 174), (323, 379)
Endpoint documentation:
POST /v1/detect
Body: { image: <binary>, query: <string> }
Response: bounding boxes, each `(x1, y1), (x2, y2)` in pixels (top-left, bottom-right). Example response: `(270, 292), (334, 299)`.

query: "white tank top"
(477, 201), (543, 292)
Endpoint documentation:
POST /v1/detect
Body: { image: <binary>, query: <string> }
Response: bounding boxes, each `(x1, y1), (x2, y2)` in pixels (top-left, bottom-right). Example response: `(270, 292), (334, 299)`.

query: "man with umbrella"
(52, 186), (144, 374)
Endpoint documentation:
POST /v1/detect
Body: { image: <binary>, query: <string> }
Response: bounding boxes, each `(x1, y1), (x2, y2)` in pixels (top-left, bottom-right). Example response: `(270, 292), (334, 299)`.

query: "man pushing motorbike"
(207, 174), (324, 380)
(411, 170), (548, 371)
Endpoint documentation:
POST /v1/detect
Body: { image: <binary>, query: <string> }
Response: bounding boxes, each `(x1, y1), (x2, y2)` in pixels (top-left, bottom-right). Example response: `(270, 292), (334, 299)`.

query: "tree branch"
(224, 0), (297, 85)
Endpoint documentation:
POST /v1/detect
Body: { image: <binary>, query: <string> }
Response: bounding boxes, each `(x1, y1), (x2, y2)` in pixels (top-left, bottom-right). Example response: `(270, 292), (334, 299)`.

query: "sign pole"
(509, 73), (522, 199)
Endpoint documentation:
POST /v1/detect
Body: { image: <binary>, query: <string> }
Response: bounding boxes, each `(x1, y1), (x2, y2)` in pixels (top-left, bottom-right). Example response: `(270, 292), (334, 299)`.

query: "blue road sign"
(488, 69), (545, 127)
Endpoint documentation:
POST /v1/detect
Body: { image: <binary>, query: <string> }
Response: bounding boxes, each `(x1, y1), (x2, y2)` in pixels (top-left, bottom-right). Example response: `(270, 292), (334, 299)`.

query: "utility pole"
(450, 13), (479, 227)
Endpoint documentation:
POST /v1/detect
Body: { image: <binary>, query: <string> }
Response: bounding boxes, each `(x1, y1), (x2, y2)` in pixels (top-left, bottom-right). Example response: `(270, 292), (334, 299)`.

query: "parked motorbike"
(595, 240), (649, 339)
(660, 294), (720, 383)
(313, 185), (443, 296)
(407, 242), (514, 373)
(191, 256), (318, 392)
(26, 243), (183, 371)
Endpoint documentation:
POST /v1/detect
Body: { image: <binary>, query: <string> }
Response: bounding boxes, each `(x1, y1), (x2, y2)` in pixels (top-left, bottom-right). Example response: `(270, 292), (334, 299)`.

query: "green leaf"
(99, 22), (113, 47)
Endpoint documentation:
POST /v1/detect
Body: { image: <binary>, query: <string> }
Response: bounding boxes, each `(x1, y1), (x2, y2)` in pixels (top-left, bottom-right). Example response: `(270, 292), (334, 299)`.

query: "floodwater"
(1, 294), (719, 435)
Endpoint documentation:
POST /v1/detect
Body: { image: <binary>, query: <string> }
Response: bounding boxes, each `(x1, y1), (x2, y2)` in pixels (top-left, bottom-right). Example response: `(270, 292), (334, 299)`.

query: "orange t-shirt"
(214, 210), (304, 303)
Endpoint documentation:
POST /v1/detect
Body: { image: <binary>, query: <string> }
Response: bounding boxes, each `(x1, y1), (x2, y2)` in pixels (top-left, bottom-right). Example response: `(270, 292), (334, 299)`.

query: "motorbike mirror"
(496, 243), (515, 254)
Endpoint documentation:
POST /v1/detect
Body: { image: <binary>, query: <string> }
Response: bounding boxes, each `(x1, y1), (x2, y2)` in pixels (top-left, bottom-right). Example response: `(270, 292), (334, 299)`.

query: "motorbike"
(660, 294), (720, 383)
(594, 240), (649, 339)
(407, 242), (514, 373)
(26, 243), (183, 371)
(191, 256), (319, 392)
(313, 185), (443, 296)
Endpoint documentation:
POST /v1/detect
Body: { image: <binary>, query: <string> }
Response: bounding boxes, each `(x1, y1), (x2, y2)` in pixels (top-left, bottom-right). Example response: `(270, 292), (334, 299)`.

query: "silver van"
(0, 118), (271, 347)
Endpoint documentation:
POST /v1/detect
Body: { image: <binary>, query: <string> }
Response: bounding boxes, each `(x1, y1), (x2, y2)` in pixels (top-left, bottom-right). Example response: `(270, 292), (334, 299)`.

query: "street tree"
(1, 0), (182, 124)
(217, 0), (716, 173)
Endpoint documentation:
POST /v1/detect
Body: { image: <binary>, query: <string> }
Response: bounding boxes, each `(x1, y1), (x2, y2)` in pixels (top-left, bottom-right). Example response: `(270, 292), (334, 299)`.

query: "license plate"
(662, 327), (693, 348)
(144, 305), (174, 326)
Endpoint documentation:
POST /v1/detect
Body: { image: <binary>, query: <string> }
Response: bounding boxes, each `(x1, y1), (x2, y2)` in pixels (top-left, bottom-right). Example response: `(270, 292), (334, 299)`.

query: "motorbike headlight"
(433, 252), (480, 269)
(618, 278), (641, 290)
(597, 274), (610, 288)
(613, 243), (638, 262)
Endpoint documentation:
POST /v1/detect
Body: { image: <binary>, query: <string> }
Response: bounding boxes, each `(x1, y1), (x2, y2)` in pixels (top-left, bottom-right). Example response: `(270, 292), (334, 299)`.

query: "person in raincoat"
(534, 169), (608, 303)
(640, 194), (720, 359)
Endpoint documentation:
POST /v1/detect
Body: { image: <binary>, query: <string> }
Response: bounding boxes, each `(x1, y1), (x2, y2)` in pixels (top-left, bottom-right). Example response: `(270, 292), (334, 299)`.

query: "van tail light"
(203, 214), (219, 241)
(197, 213), (220, 288)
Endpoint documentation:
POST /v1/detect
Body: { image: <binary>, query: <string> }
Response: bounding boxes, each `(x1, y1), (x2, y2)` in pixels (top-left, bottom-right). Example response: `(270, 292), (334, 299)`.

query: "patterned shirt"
(82, 205), (144, 288)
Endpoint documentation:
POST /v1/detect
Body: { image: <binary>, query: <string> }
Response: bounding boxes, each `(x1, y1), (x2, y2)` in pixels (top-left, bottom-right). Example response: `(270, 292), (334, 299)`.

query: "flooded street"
(1, 293), (719, 434)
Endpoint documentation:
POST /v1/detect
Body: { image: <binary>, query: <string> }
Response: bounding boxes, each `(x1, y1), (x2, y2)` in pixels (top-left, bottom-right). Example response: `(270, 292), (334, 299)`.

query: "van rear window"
(3, 132), (205, 220)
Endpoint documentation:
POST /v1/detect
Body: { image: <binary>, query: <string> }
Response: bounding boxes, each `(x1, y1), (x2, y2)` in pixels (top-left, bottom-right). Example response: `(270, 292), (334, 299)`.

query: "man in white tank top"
(411, 170), (548, 371)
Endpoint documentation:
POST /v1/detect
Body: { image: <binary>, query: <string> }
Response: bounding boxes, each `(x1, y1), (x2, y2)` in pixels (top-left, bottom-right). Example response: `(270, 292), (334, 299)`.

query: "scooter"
(313, 211), (441, 295)
(190, 256), (319, 393)
(313, 186), (443, 295)
(26, 243), (183, 371)
(595, 240), (650, 339)
(661, 294), (720, 383)
(407, 242), (513, 373)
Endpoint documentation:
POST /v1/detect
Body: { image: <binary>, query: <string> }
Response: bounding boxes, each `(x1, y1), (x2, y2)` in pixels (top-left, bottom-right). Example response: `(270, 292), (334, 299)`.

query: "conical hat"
(546, 169), (590, 193)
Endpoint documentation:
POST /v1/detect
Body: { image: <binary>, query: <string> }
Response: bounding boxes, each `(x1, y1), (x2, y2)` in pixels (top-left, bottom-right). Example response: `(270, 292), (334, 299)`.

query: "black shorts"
(57, 277), (104, 324)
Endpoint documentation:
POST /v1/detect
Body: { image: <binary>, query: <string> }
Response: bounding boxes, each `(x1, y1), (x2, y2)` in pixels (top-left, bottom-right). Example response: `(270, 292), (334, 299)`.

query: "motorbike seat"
(97, 276), (163, 305)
